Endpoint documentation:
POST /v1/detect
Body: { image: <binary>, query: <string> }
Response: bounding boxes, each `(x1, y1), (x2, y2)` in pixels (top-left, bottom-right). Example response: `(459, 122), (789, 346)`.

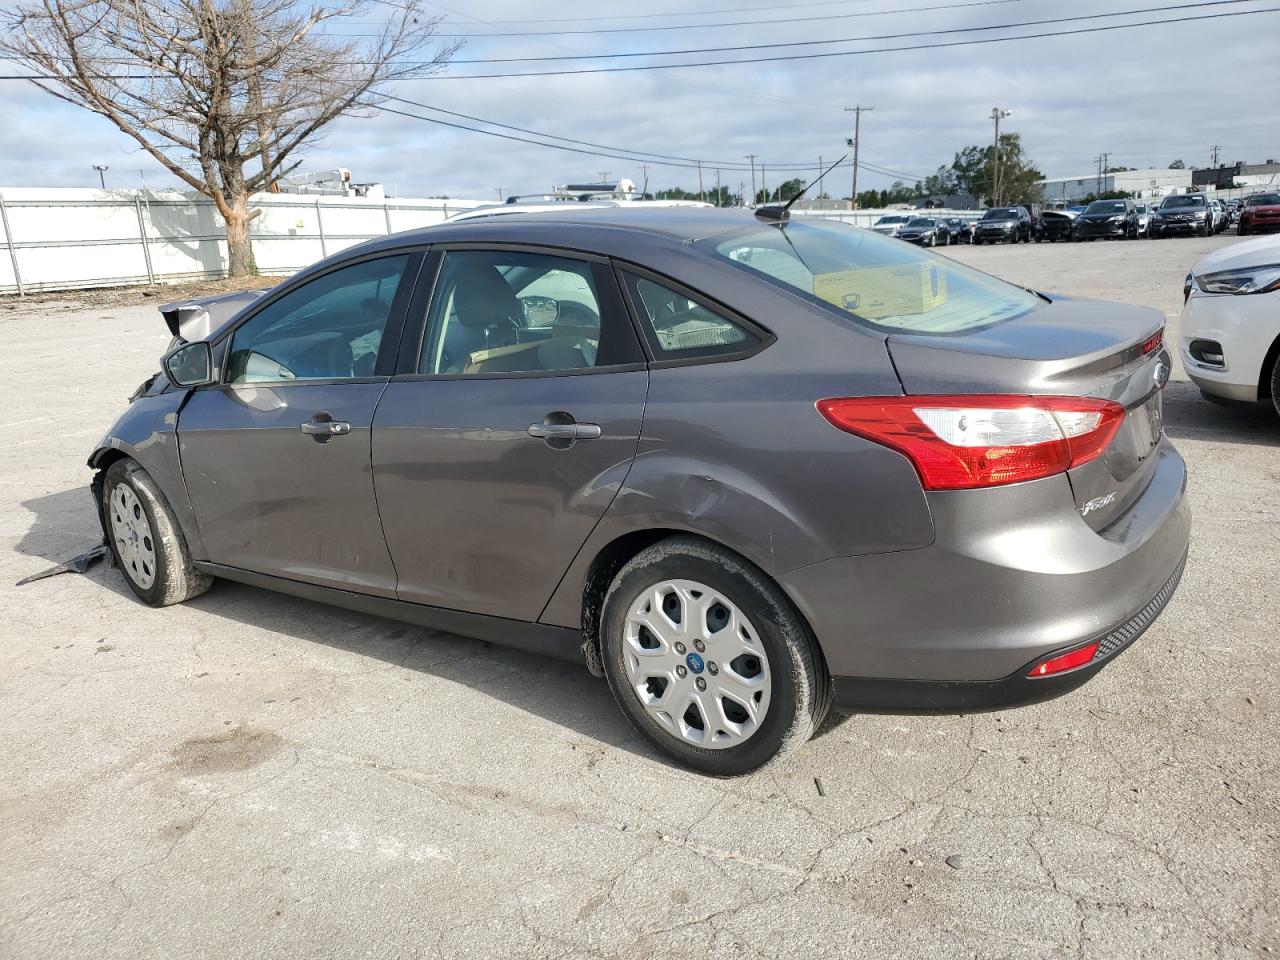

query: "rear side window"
(621, 273), (757, 360)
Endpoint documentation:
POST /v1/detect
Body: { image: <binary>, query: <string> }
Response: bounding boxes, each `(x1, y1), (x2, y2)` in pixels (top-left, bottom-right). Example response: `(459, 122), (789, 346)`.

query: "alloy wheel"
(110, 483), (157, 589)
(622, 579), (771, 749)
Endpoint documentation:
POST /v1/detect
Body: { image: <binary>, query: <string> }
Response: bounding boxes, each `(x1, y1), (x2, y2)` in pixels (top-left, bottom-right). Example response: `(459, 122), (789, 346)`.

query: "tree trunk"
(224, 193), (258, 278)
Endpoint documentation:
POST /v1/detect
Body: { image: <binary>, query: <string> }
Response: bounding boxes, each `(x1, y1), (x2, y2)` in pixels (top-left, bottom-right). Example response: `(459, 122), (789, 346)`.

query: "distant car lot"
(2, 232), (1276, 959)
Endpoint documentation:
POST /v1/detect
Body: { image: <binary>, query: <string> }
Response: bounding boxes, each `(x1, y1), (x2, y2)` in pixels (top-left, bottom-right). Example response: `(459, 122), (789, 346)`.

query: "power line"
(331, 0), (1036, 38)
(374, 100), (923, 179)
(420, 6), (1280, 79)
(442, 0), (1263, 65)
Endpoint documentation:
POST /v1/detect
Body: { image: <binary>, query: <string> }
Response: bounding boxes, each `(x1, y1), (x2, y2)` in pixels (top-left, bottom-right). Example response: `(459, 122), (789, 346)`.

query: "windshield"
(704, 219), (1039, 335)
(874, 216), (907, 225)
(905, 218), (935, 227)
(981, 208), (1019, 220)
(1162, 196), (1206, 209)
(1085, 201), (1126, 214)
(1247, 193), (1280, 206)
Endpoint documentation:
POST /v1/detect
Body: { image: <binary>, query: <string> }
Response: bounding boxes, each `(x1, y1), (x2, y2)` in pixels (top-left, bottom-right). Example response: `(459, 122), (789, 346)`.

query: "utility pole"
(697, 160), (704, 203)
(745, 155), (757, 206)
(1210, 144), (1221, 167)
(761, 164), (768, 203)
(845, 105), (873, 208)
(1094, 152), (1109, 197)
(639, 164), (649, 196)
(988, 107), (1011, 205)
(598, 170), (610, 184)
(818, 155), (824, 204)
(715, 168), (721, 207)
(92, 164), (109, 189)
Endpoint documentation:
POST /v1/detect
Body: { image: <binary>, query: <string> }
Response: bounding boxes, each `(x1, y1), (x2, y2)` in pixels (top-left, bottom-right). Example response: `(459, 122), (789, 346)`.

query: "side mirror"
(163, 341), (214, 388)
(520, 295), (560, 326)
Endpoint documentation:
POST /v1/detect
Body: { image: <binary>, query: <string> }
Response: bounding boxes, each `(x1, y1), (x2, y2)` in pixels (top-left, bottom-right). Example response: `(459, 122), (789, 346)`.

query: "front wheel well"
(1260, 331), (1280, 400)
(89, 448), (132, 539)
(577, 529), (825, 681)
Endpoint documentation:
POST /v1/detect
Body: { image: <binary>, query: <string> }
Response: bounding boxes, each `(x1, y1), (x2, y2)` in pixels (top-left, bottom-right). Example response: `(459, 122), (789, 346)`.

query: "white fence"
(0, 187), (962, 295)
(0, 187), (488, 295)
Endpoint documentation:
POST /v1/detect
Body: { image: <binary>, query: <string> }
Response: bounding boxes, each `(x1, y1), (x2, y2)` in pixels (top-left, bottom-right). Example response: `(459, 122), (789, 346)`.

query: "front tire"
(1271, 354), (1280, 420)
(102, 458), (212, 607)
(600, 536), (830, 776)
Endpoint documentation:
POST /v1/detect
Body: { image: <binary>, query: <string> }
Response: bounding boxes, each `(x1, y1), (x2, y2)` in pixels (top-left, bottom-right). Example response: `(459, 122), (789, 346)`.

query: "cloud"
(3, 0), (1278, 197)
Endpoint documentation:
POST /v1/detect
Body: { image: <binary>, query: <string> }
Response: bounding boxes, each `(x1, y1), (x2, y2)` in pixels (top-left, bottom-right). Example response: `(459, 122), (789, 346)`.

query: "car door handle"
(527, 416), (602, 442)
(300, 414), (351, 442)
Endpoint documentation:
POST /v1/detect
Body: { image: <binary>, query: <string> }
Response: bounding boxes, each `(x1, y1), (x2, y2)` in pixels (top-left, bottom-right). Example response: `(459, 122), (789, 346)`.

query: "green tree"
(1169, 159), (1186, 169)
(945, 133), (1043, 205)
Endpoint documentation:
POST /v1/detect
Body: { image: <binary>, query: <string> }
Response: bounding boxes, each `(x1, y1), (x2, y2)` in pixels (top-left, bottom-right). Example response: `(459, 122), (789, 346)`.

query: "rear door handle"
(528, 413), (602, 444)
(528, 422), (602, 440)
(300, 414), (351, 442)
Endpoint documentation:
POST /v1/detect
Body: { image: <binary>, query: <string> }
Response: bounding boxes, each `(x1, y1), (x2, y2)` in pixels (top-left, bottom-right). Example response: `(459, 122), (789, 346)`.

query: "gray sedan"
(91, 208), (1190, 774)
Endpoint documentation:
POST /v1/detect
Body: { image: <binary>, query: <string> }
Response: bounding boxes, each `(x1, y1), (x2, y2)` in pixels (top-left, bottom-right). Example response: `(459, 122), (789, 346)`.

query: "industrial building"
(1036, 167), (1193, 202)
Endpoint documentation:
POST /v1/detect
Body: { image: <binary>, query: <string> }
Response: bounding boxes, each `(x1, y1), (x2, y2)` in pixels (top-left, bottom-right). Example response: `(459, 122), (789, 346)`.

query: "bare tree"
(2, 0), (458, 276)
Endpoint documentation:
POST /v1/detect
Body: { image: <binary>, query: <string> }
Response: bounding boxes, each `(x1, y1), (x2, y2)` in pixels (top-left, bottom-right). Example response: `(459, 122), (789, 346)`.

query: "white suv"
(1180, 235), (1280, 412)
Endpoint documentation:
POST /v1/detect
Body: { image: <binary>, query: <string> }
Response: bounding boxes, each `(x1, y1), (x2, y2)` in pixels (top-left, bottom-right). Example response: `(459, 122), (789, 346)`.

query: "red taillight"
(816, 395), (1125, 490)
(1141, 329), (1164, 355)
(1027, 641), (1099, 678)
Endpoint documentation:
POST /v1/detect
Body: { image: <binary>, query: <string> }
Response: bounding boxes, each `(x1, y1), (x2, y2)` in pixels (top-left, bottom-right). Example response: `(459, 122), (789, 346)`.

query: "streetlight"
(92, 164), (109, 189)
(988, 108), (1011, 206)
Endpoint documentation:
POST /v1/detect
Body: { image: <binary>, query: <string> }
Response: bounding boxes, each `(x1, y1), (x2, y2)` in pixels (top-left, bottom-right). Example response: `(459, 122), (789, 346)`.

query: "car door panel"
(372, 372), (647, 618)
(370, 246), (648, 621)
(176, 252), (419, 595)
(178, 382), (398, 594)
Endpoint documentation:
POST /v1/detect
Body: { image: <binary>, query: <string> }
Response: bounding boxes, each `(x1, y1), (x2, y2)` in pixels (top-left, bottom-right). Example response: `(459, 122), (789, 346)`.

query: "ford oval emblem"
(1153, 359), (1170, 389)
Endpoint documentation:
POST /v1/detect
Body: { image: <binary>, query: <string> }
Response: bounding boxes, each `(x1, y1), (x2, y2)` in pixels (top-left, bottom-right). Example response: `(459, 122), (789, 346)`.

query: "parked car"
(972, 206), (1033, 244)
(92, 208), (1189, 775)
(1134, 202), (1154, 237)
(1181, 234), (1280, 413)
(1238, 192), (1280, 235)
(896, 216), (950, 246)
(871, 214), (911, 237)
(1038, 208), (1078, 242)
(1209, 200), (1229, 234)
(1150, 194), (1211, 237)
(1073, 199), (1140, 241)
(1018, 203), (1044, 240)
(944, 217), (974, 244)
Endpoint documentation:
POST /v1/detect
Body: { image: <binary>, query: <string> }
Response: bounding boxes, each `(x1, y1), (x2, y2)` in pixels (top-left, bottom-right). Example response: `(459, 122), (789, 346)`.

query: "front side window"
(420, 250), (638, 375)
(705, 218), (1039, 335)
(226, 255), (409, 384)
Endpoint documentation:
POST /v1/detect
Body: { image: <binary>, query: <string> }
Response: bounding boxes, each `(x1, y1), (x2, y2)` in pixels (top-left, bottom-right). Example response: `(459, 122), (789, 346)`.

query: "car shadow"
(1161, 379), (1279, 448)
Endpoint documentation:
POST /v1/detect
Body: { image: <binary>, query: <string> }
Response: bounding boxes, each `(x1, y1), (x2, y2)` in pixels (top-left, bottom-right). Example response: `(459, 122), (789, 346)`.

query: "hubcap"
(109, 483), (156, 589)
(622, 579), (771, 749)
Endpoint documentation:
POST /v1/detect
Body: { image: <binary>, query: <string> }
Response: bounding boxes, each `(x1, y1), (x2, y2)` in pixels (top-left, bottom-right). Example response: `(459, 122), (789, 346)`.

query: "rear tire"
(600, 536), (830, 776)
(102, 458), (212, 607)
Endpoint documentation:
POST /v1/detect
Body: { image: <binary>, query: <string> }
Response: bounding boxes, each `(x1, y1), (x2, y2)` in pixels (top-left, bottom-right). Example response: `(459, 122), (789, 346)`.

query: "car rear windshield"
(1247, 193), (1280, 206)
(1162, 196), (1206, 208)
(704, 219), (1039, 335)
(1085, 201), (1126, 214)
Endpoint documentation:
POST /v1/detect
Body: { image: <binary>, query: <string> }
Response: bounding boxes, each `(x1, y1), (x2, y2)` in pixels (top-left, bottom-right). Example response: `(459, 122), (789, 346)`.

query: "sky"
(2, 0), (1279, 200)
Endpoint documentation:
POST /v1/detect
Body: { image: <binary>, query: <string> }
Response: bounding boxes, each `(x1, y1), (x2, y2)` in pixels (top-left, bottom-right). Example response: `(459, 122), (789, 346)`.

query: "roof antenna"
(755, 154), (848, 224)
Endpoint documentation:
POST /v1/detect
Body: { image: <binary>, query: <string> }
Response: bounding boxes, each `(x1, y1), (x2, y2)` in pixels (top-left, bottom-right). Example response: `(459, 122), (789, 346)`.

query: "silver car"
(92, 208), (1190, 774)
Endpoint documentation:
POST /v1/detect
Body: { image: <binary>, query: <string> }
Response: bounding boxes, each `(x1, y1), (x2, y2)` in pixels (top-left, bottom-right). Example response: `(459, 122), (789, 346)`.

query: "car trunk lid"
(885, 295), (1169, 530)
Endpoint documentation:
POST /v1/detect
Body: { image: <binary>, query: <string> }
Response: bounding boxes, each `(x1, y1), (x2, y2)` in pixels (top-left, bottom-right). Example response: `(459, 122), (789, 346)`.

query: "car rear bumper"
(829, 550), (1186, 710)
(780, 437), (1190, 700)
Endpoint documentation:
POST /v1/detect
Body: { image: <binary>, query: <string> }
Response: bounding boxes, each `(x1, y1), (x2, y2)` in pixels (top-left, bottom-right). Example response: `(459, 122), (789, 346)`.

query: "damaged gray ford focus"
(89, 208), (1190, 775)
